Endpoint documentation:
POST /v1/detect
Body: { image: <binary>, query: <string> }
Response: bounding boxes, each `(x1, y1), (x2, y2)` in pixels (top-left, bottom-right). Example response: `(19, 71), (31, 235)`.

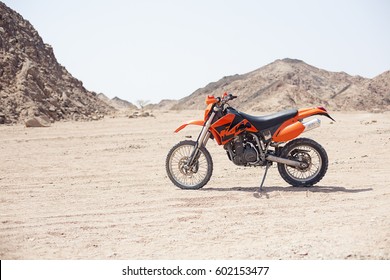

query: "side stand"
(258, 162), (271, 192)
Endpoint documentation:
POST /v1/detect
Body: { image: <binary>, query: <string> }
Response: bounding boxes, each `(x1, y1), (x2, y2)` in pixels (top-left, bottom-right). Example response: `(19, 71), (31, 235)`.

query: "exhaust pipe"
(302, 118), (321, 132)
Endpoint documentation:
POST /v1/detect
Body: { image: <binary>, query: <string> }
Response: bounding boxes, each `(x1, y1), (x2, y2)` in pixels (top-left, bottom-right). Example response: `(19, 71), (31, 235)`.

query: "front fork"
(186, 111), (215, 168)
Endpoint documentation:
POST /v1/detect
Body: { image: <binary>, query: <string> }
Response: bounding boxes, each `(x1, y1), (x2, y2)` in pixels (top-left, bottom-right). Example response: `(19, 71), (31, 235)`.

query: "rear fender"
(297, 107), (335, 122)
(174, 120), (204, 133)
(272, 107), (335, 142)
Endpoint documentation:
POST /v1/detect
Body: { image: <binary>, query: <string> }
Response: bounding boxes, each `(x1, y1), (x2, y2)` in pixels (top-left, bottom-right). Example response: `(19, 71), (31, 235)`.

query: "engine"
(224, 134), (260, 166)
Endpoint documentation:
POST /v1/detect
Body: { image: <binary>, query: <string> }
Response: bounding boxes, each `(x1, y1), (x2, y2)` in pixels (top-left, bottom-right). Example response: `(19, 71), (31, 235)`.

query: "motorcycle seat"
(239, 109), (298, 131)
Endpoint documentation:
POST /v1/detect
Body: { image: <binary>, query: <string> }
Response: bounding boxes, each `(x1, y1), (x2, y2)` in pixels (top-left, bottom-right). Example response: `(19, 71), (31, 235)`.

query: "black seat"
(239, 109), (298, 131)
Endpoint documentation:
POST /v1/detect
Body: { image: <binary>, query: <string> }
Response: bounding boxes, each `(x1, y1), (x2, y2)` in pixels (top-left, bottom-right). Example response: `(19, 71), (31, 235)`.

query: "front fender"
(174, 120), (204, 133)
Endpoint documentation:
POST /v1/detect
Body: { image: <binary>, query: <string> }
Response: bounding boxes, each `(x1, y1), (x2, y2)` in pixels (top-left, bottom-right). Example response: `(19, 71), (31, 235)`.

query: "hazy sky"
(3, 0), (390, 104)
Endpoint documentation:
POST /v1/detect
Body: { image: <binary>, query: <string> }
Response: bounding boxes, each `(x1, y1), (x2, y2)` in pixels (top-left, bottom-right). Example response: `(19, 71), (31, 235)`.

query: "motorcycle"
(166, 93), (334, 190)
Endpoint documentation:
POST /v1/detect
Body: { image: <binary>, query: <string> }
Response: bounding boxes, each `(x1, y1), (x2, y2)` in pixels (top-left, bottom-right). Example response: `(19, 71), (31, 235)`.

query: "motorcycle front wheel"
(277, 138), (328, 187)
(166, 140), (213, 190)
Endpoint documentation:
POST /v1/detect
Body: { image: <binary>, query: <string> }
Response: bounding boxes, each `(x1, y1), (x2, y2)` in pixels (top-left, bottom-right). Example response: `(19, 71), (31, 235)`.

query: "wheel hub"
(292, 151), (312, 171)
(178, 157), (199, 175)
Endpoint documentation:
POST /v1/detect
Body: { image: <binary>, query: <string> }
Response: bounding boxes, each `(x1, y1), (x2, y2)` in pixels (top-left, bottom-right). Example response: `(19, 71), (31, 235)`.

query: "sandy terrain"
(1, 110), (389, 260)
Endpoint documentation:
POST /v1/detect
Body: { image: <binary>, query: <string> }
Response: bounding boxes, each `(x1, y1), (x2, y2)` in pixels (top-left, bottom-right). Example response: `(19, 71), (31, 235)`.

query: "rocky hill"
(0, 2), (115, 124)
(145, 99), (178, 111)
(97, 93), (137, 110)
(171, 58), (390, 112)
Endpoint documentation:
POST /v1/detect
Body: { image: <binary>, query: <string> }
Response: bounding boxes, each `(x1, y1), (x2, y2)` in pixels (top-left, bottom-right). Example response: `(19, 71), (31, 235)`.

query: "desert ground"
(0, 110), (389, 259)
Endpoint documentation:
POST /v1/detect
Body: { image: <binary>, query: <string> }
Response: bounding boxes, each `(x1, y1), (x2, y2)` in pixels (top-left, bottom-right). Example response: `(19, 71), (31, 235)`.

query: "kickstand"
(258, 162), (271, 192)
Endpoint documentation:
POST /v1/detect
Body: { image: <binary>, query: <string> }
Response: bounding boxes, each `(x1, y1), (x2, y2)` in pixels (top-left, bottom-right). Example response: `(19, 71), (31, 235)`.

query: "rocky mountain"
(171, 58), (390, 112)
(97, 93), (137, 110)
(146, 99), (178, 111)
(0, 2), (115, 124)
(111, 96), (137, 110)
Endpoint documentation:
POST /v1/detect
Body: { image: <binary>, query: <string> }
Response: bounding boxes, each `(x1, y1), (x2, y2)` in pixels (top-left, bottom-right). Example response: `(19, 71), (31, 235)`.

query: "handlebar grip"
(219, 94), (237, 104)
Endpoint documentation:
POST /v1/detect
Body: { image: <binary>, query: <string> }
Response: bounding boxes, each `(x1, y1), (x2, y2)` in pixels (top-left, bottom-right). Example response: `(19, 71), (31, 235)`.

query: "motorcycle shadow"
(201, 185), (373, 199)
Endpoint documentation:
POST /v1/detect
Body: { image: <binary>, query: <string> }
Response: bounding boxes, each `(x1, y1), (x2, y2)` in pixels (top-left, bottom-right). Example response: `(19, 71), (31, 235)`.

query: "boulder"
(24, 117), (51, 127)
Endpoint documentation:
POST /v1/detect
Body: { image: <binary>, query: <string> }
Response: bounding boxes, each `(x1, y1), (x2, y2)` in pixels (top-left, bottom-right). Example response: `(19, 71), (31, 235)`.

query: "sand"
(0, 110), (389, 259)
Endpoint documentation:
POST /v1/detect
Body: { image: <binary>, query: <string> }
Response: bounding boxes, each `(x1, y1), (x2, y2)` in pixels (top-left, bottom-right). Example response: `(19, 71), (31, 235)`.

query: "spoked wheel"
(166, 140), (213, 189)
(277, 138), (328, 187)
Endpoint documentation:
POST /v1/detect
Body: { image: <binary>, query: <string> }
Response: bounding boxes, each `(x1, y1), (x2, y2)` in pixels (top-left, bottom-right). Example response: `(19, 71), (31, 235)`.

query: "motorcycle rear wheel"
(166, 140), (213, 190)
(277, 138), (328, 187)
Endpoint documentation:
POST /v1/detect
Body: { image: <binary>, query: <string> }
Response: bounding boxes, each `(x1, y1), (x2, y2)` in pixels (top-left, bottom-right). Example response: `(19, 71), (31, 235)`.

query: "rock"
(0, 115), (5, 124)
(24, 117), (51, 127)
(61, 92), (68, 101)
(39, 115), (51, 123)
(128, 111), (154, 118)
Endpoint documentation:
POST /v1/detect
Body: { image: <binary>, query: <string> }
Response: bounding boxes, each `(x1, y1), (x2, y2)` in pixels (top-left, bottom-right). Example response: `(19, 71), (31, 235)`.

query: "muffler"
(302, 118), (321, 132)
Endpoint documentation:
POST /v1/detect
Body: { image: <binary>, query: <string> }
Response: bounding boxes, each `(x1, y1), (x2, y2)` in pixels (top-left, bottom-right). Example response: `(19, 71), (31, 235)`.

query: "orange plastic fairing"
(272, 107), (331, 142)
(175, 120), (204, 133)
(205, 95), (219, 105)
(209, 113), (258, 145)
(204, 103), (213, 121)
(273, 121), (305, 142)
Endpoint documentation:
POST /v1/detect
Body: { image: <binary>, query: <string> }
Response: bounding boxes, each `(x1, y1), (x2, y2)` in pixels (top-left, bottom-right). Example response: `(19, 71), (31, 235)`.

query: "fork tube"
(202, 131), (211, 146)
(197, 112), (214, 146)
(187, 111), (215, 166)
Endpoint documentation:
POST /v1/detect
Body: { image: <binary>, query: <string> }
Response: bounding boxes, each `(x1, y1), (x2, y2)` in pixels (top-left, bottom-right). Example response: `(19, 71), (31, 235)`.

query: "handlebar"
(221, 93), (237, 104)
(207, 93), (237, 109)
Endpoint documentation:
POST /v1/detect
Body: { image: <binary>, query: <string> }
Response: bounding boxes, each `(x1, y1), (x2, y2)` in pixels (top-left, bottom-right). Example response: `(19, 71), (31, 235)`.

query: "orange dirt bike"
(166, 93), (335, 190)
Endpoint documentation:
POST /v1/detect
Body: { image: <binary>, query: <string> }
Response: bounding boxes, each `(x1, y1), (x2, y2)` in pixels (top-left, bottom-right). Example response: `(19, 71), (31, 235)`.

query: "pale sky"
(3, 0), (390, 104)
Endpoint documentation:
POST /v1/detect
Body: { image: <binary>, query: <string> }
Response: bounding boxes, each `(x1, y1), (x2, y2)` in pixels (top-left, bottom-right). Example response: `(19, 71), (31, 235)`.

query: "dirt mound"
(171, 58), (390, 112)
(0, 2), (116, 124)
